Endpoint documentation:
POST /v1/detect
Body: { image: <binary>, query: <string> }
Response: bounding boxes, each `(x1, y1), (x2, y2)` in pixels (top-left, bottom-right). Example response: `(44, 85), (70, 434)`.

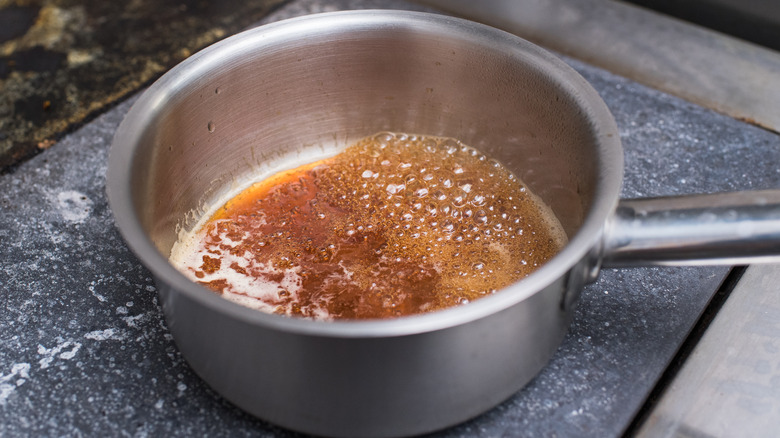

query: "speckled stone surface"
(2, 1), (780, 437)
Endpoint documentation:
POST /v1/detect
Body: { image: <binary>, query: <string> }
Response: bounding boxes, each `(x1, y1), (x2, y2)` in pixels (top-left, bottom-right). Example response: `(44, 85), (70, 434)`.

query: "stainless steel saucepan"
(106, 10), (780, 437)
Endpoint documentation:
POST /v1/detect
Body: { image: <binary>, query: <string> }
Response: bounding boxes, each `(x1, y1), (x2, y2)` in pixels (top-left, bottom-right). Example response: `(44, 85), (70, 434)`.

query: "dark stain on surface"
(3, 47), (67, 76)
(0, 0), (289, 174)
(0, 5), (40, 42)
(15, 93), (58, 126)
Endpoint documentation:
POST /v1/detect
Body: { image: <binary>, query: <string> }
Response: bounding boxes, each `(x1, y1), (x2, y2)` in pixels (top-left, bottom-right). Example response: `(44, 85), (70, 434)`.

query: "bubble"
(386, 184), (403, 195)
(423, 138), (437, 153)
(176, 131), (567, 320)
(317, 246), (334, 262)
(442, 138), (459, 154)
(364, 145), (383, 158)
(374, 132), (395, 146)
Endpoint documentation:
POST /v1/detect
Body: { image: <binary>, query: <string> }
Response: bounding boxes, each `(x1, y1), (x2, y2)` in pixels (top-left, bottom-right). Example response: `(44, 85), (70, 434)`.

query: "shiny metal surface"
(107, 10), (780, 438)
(602, 190), (780, 267)
(108, 11), (623, 437)
(636, 264), (780, 437)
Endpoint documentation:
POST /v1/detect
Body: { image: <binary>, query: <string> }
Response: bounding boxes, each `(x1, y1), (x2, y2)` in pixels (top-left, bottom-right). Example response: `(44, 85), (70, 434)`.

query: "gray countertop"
(2, 0), (780, 436)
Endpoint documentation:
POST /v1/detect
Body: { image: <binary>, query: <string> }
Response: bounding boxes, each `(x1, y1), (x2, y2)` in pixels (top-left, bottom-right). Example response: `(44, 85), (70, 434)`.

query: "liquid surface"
(170, 133), (567, 320)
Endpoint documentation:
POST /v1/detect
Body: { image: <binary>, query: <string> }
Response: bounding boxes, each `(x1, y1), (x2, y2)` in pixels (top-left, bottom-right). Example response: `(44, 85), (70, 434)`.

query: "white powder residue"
(88, 282), (106, 302)
(121, 314), (146, 329)
(37, 340), (82, 369)
(41, 222), (65, 244)
(0, 363), (31, 406)
(85, 328), (126, 341)
(55, 190), (93, 224)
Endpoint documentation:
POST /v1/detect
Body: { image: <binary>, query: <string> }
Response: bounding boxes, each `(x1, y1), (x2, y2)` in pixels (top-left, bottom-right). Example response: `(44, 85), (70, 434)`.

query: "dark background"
(624, 0), (780, 52)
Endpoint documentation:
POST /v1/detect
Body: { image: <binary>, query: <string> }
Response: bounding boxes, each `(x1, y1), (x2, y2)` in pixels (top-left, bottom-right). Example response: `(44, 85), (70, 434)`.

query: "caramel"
(170, 133), (566, 320)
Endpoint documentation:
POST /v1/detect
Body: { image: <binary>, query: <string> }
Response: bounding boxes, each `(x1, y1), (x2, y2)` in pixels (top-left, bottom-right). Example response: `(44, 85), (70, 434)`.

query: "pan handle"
(600, 190), (780, 268)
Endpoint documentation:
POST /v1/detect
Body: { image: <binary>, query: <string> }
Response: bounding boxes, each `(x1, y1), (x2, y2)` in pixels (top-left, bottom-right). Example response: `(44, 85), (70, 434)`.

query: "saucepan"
(106, 10), (780, 437)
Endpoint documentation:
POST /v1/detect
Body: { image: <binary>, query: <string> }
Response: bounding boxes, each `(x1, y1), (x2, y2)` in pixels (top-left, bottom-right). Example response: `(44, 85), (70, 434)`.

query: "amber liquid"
(171, 133), (566, 320)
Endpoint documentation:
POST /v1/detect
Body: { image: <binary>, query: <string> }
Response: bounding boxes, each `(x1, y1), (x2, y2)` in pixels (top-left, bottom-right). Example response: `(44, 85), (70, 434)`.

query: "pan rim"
(106, 9), (624, 338)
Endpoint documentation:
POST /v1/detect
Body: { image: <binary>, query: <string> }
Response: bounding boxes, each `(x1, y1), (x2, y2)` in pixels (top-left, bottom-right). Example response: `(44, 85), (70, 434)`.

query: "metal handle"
(601, 190), (780, 267)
